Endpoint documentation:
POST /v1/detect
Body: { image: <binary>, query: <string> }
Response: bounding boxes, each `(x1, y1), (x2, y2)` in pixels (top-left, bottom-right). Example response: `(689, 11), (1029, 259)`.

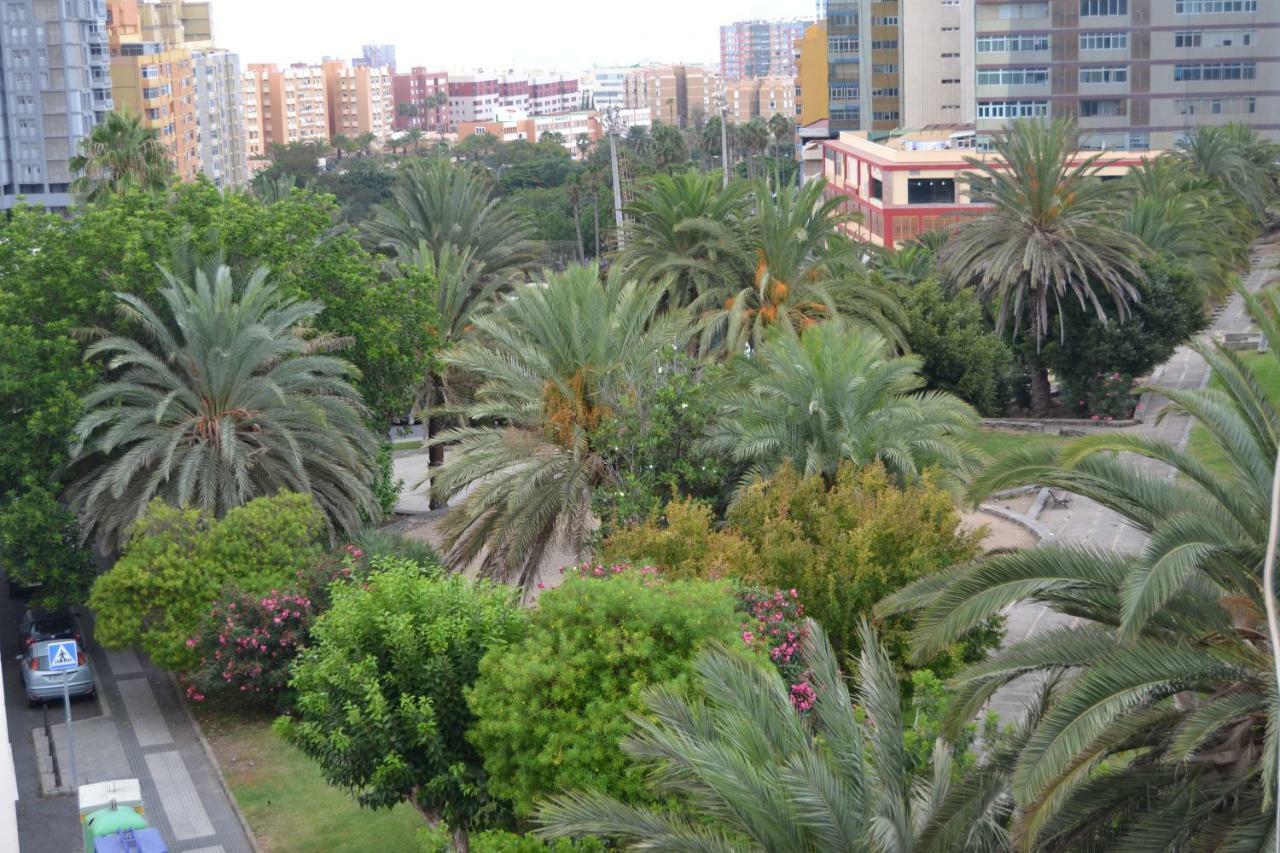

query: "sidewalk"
(989, 243), (1276, 723)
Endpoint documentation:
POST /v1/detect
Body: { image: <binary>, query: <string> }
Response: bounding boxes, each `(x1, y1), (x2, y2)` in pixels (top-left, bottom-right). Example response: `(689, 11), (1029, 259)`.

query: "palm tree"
(69, 111), (173, 203)
(617, 170), (750, 308)
(740, 117), (771, 182)
(402, 127), (425, 156)
(878, 284), (1280, 849)
(937, 118), (1146, 416)
(329, 134), (352, 162)
(700, 115), (724, 172)
(538, 620), (1018, 852)
(768, 112), (794, 159)
(703, 322), (979, 494)
(427, 264), (684, 590)
(700, 179), (905, 356)
(1178, 123), (1280, 227)
(574, 133), (592, 161)
(67, 266), (379, 550)
(355, 131), (377, 156)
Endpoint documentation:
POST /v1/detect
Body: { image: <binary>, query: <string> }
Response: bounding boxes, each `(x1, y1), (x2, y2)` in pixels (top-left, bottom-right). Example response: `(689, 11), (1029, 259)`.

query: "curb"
(165, 672), (264, 853)
(979, 502), (1055, 543)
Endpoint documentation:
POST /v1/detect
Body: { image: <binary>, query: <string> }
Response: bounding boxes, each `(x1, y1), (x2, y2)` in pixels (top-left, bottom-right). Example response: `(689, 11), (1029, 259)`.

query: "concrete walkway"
(989, 242), (1277, 722)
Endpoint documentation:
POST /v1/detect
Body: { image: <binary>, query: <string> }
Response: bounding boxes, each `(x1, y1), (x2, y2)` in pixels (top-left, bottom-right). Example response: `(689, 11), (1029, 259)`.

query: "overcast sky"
(212, 0), (817, 71)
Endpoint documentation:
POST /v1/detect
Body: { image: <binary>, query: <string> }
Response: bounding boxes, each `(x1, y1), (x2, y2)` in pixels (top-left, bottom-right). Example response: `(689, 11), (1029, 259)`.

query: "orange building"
(243, 64), (329, 155)
(322, 61), (395, 143)
(106, 1), (200, 181)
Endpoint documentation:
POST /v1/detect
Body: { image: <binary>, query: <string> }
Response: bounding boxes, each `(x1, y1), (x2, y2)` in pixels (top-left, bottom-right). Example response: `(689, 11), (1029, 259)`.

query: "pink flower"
(185, 637), (196, 648)
(536, 581), (547, 590)
(742, 631), (755, 644)
(789, 588), (798, 598)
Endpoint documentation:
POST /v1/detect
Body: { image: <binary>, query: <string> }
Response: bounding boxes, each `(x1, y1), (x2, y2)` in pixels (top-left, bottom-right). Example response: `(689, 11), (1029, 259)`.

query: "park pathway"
(988, 240), (1278, 723)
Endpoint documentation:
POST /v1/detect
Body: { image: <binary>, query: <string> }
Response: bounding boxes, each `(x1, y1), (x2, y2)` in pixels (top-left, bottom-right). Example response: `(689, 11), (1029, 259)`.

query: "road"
(2, 576), (254, 853)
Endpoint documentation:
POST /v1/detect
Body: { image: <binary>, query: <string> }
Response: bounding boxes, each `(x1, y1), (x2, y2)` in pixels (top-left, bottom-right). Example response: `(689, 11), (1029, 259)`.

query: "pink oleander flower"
(742, 631), (755, 644)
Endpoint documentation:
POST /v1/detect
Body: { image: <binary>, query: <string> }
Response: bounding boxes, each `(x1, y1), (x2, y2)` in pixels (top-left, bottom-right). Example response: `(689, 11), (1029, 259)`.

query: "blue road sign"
(48, 639), (78, 672)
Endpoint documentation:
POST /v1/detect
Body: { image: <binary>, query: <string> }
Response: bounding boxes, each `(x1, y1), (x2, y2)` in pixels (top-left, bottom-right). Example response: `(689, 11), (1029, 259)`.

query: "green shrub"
(281, 566), (528, 844)
(466, 570), (742, 816)
(89, 492), (324, 670)
(597, 499), (756, 581)
(420, 827), (604, 853)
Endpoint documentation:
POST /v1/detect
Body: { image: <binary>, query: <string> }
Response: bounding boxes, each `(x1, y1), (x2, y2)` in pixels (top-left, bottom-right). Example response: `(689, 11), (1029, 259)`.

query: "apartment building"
(109, 43), (200, 180)
(456, 107), (602, 151)
(355, 43), (395, 70)
(902, 0), (976, 126)
(190, 45), (244, 186)
(0, 0), (113, 210)
(819, 1), (905, 132)
(634, 65), (719, 127)
(323, 60), (394, 141)
(797, 21), (829, 125)
(392, 67), (449, 132)
(720, 18), (812, 80)
(242, 63), (328, 156)
(448, 72), (500, 126)
(726, 76), (798, 122)
(821, 127), (1154, 246)
(529, 73), (580, 115)
(974, 0), (1278, 150)
(583, 66), (628, 110)
(448, 70), (579, 129)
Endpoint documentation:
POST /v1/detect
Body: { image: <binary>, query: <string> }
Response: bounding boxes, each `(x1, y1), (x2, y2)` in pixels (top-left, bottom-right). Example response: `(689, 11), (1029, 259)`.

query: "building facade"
(726, 76), (798, 122)
(902, 0), (975, 126)
(720, 18), (812, 80)
(0, 0), (113, 210)
(191, 46), (245, 187)
(583, 66), (628, 110)
(109, 43), (200, 180)
(323, 60), (394, 142)
(243, 63), (329, 156)
(821, 127), (1154, 246)
(356, 43), (395, 70)
(637, 65), (719, 128)
(392, 67), (449, 132)
(449, 70), (581, 130)
(973, 0), (1278, 150)
(797, 21), (829, 125)
(824, 0), (904, 132)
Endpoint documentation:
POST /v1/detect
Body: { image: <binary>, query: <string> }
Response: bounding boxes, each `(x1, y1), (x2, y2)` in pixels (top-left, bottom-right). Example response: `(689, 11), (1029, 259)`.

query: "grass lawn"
(1187, 349), (1280, 479)
(196, 709), (425, 853)
(970, 428), (1070, 462)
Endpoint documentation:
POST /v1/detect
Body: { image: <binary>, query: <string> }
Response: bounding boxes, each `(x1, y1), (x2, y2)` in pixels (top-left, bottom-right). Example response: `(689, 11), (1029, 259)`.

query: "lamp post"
(604, 106), (626, 252)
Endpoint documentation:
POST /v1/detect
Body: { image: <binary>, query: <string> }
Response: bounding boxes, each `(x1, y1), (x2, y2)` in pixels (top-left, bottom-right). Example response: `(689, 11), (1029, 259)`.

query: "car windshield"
(29, 614), (76, 640)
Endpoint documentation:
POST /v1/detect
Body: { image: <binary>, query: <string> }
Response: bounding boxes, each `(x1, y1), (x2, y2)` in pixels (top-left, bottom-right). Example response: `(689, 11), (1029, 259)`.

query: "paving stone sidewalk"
(989, 244), (1277, 723)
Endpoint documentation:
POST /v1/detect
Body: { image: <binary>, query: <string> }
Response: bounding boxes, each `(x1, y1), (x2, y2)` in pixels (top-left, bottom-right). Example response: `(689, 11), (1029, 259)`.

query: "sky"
(212, 0), (817, 71)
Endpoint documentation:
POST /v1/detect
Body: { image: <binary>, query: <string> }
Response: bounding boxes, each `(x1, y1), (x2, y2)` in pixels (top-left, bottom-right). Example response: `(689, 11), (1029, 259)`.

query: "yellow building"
(322, 61), (395, 143)
(795, 21), (827, 127)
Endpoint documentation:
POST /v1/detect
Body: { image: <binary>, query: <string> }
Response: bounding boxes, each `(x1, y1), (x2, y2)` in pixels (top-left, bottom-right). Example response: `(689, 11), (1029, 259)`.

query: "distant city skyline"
(212, 0), (813, 70)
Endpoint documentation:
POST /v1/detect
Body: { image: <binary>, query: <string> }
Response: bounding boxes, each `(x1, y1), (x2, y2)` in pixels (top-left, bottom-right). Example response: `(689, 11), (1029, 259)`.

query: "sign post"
(47, 640), (77, 790)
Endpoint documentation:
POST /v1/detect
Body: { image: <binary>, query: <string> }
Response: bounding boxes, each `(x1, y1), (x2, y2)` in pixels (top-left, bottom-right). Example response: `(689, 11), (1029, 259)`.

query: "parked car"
(21, 639), (95, 705)
(20, 607), (82, 648)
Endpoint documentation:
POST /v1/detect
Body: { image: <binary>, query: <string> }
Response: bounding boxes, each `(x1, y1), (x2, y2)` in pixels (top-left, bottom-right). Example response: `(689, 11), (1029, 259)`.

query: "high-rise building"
(974, 0), (1277, 151)
(0, 0), (113, 210)
(796, 21), (829, 127)
(323, 60), (394, 142)
(823, 0), (903, 133)
(720, 18), (812, 80)
(447, 70), (580, 130)
(726, 77), (798, 123)
(635, 65), (719, 128)
(392, 67), (450, 132)
(583, 67), (628, 110)
(901, 0), (974, 127)
(356, 43), (395, 70)
(242, 63), (329, 156)
(106, 0), (246, 187)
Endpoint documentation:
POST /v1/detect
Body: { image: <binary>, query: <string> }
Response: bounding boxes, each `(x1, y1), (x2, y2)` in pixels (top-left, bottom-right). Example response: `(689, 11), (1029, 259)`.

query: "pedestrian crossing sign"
(48, 640), (78, 671)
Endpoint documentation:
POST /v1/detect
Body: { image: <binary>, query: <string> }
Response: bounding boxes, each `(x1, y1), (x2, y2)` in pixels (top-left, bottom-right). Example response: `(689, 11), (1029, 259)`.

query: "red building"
(392, 67), (450, 132)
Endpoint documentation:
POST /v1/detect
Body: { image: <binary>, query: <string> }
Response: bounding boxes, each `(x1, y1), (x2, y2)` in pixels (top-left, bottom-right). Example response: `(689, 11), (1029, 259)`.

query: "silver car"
(20, 640), (95, 705)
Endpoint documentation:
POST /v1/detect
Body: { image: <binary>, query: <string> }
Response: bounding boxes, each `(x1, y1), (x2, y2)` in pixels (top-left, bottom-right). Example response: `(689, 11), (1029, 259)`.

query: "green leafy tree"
(878, 284), (1280, 848)
(704, 323), (979, 492)
(466, 570), (743, 816)
(648, 121), (689, 172)
(68, 266), (379, 549)
(88, 492), (324, 670)
(537, 621), (1018, 852)
(428, 264), (683, 589)
(937, 117), (1147, 415)
(261, 141), (325, 183)
(281, 565), (528, 851)
(896, 279), (1020, 417)
(69, 111), (173, 202)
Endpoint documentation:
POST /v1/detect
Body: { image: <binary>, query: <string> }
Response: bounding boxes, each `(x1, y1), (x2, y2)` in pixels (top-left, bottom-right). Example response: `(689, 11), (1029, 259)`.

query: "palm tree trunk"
(427, 373), (446, 510)
(572, 202), (585, 262)
(1030, 362), (1052, 418)
(593, 195), (600, 258)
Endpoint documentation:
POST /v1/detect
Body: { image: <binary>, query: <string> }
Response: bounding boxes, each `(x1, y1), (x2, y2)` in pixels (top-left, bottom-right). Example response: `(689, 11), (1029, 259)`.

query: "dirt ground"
(959, 509), (1037, 551)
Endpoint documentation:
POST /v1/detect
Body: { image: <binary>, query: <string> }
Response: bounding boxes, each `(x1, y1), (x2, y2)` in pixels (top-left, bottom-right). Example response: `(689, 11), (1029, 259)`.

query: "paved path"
(990, 243), (1277, 722)
(3, 581), (254, 853)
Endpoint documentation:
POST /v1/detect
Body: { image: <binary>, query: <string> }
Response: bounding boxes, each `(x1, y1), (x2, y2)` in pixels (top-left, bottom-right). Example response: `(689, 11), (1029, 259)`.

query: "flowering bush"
(184, 585), (318, 708)
(735, 587), (811, 708)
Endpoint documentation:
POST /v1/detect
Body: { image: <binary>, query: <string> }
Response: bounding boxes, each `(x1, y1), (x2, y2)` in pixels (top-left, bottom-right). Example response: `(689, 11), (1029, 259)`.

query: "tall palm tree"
(69, 111), (173, 203)
(538, 620), (1019, 852)
(363, 159), (541, 277)
(740, 117), (772, 182)
(768, 112), (794, 159)
(700, 179), (905, 356)
(427, 264), (684, 590)
(617, 170), (750, 308)
(355, 131), (377, 157)
(878, 284), (1280, 850)
(67, 266), (379, 549)
(703, 322), (979, 494)
(937, 118), (1146, 416)
(329, 134), (352, 162)
(1178, 123), (1280, 227)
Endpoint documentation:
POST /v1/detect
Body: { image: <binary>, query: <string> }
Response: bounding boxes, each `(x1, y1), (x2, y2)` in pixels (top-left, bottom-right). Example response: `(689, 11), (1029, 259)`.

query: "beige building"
(243, 64), (329, 156)
(973, 0), (1279, 150)
(635, 65), (720, 127)
(726, 77), (797, 123)
(323, 61), (395, 142)
(902, 0), (975, 126)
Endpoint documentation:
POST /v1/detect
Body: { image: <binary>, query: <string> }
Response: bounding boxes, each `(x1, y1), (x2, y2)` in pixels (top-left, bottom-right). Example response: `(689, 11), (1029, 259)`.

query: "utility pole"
(606, 107), (625, 252)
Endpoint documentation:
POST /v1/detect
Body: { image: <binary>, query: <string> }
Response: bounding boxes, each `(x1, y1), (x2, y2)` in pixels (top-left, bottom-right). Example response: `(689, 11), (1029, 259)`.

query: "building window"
(872, 64), (898, 73)
(977, 34), (1050, 52)
(871, 40), (899, 50)
(907, 178), (956, 205)
(1080, 31), (1129, 50)
(872, 87), (899, 97)
(1079, 66), (1128, 83)
(869, 177), (883, 200)
(977, 67), (1050, 86)
(1080, 98), (1123, 116)
(977, 99), (1050, 118)
(871, 16), (899, 25)
(1175, 0), (1256, 10)
(873, 110), (900, 121)
(828, 35), (860, 55)
(996, 3), (1049, 18)
(1173, 61), (1256, 81)
(1080, 0), (1127, 14)
(1174, 31), (1203, 47)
